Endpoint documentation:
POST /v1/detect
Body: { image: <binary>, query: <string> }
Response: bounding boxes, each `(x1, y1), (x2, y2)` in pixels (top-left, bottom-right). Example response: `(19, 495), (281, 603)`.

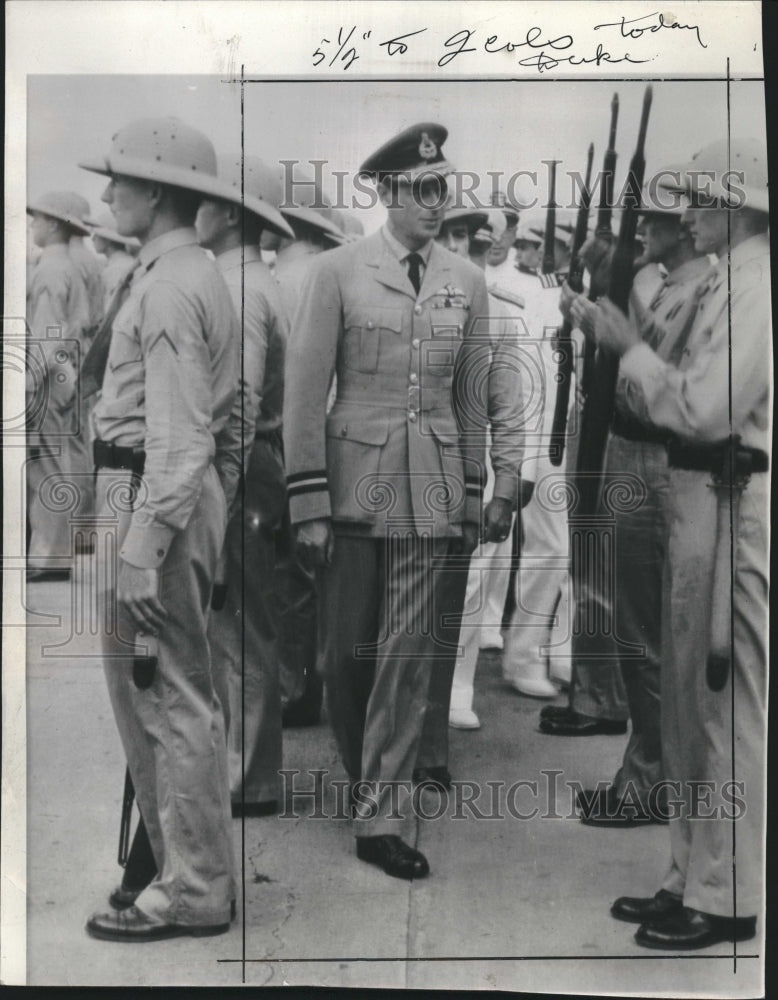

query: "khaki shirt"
(93, 227), (241, 569)
(284, 226), (489, 536)
(26, 242), (90, 408)
(101, 250), (138, 313)
(620, 233), (771, 451)
(617, 256), (710, 425)
(69, 237), (105, 334)
(216, 245), (288, 443)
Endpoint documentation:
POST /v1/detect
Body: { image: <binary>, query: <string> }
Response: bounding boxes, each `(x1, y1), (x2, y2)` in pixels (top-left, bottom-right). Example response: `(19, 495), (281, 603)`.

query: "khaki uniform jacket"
(284, 228), (490, 536)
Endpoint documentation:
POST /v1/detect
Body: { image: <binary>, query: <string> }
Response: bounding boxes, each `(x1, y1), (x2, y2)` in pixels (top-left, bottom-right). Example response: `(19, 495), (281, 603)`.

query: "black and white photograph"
(2, 1), (771, 994)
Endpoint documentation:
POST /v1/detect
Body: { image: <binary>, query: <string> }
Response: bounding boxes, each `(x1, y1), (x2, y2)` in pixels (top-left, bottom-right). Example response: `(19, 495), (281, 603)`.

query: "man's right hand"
(294, 517), (335, 569)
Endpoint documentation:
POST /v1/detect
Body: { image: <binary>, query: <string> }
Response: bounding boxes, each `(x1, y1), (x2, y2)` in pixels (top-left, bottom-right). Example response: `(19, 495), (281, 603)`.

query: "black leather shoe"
(539, 703), (576, 722)
(539, 711), (627, 736)
(231, 800), (279, 818)
(282, 700), (321, 727)
(356, 835), (430, 880)
(578, 786), (664, 826)
(86, 905), (230, 942)
(635, 907), (756, 950)
(611, 889), (683, 924)
(413, 766), (452, 792)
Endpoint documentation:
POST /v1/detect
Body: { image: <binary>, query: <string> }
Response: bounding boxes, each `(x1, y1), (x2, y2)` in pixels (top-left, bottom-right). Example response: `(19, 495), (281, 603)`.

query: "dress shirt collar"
(216, 244), (264, 272)
(381, 224), (433, 265)
(137, 226), (199, 273)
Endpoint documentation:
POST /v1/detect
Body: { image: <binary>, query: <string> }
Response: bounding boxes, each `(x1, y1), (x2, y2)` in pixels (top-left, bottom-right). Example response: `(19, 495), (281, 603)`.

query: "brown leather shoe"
(108, 885), (142, 910)
(86, 905), (230, 942)
(635, 907), (756, 950)
(611, 889), (683, 924)
(356, 835), (430, 880)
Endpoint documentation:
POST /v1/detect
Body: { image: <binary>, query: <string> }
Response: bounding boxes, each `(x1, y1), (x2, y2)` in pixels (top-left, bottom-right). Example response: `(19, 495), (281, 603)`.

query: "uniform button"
(367, 320), (374, 328)
(412, 338), (420, 348)
(157, 549), (165, 558)
(409, 373), (418, 384)
(408, 411), (417, 422)
(414, 306), (422, 315)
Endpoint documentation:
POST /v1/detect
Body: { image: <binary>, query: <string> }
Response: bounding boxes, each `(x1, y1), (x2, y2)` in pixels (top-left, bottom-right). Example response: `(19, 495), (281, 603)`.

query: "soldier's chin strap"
(706, 435), (752, 692)
(118, 767), (135, 867)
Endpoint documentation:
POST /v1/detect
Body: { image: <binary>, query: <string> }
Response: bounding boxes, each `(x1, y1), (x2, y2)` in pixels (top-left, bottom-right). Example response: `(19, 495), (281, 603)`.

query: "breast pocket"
(342, 307), (403, 374)
(424, 307), (466, 379)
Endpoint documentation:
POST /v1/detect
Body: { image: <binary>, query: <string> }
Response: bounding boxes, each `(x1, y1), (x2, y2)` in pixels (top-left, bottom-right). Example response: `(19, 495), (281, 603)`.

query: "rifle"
(580, 94), (620, 399)
(575, 85), (653, 514)
(548, 143), (594, 466)
(541, 160), (559, 276)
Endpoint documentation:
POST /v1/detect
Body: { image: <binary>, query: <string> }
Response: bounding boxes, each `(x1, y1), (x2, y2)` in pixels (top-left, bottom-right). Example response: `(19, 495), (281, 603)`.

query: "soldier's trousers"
(209, 437), (285, 807)
(503, 477), (572, 688)
(319, 531), (464, 836)
(98, 465), (235, 926)
(577, 435), (668, 800)
(660, 470), (766, 918)
(27, 406), (80, 570)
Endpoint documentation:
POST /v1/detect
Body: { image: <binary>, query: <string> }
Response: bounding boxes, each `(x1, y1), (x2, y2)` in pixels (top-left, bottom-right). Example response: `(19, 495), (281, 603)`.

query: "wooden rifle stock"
(542, 160), (559, 276)
(549, 143), (594, 465)
(576, 85), (653, 515)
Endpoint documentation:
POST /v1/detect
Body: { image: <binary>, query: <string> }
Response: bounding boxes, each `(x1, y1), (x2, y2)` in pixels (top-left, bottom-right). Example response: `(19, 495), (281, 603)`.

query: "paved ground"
(22, 566), (763, 993)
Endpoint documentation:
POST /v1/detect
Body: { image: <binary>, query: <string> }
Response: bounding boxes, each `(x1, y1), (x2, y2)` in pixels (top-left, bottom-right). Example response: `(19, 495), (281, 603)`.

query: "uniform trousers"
(450, 531), (514, 713)
(660, 470), (766, 918)
(502, 475), (572, 688)
(209, 437), (285, 807)
(319, 530), (465, 836)
(27, 406), (80, 570)
(98, 465), (235, 926)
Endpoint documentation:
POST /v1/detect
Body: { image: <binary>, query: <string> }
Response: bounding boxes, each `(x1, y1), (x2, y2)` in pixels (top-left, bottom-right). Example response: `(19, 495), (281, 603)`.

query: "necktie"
(406, 252), (423, 296)
(80, 263), (138, 399)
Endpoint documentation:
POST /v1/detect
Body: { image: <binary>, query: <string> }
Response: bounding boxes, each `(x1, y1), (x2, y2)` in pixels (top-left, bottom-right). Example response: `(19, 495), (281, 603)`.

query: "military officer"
(79, 117), (242, 941)
(196, 153), (294, 816)
(429, 207), (525, 733)
(90, 212), (140, 310)
(273, 171), (344, 728)
(67, 192), (106, 335)
(513, 221), (542, 274)
(26, 191), (92, 581)
(500, 219), (575, 699)
(558, 185), (710, 820)
(597, 139), (769, 949)
(283, 123), (489, 879)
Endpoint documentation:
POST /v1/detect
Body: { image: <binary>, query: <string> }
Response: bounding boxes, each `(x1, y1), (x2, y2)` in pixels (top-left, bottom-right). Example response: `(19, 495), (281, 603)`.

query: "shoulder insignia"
(488, 284), (525, 310)
(539, 272), (562, 289)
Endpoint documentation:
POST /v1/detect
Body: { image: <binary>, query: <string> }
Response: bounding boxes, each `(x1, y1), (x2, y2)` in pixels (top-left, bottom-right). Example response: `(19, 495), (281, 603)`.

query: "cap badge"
(418, 132), (437, 161)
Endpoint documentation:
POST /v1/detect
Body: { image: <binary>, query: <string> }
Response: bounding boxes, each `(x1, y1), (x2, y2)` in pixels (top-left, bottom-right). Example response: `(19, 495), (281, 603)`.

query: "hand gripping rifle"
(548, 143), (594, 465)
(575, 85), (653, 515)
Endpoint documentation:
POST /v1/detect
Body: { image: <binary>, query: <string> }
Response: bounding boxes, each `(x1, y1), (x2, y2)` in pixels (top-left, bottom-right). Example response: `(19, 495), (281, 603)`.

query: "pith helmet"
(26, 191), (92, 235)
(329, 209), (365, 245)
(79, 117), (219, 197)
(276, 166), (344, 241)
(205, 155), (294, 238)
(657, 138), (768, 214)
(89, 211), (141, 249)
(441, 206), (489, 236)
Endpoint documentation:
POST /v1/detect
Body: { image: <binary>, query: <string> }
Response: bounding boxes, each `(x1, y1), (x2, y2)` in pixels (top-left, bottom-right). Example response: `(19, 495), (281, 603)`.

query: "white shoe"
(449, 708), (481, 729)
(508, 677), (559, 699)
